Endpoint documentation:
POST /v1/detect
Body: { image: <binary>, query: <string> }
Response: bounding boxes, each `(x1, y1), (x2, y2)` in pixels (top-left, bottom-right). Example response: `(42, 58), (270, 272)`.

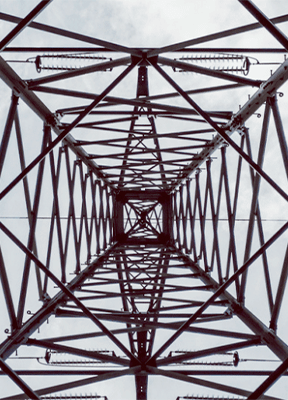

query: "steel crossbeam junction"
(1, 0), (288, 399)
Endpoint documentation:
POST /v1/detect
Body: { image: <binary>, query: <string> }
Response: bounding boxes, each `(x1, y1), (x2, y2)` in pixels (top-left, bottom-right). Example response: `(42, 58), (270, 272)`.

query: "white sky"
(1, 1), (288, 399)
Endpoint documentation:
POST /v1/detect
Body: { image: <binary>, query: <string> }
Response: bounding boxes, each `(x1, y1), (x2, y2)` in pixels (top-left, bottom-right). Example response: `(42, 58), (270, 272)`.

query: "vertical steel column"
(0, 94), (18, 176)
(16, 124), (49, 326)
(0, 248), (17, 330)
(239, 100), (271, 304)
(270, 96), (288, 179)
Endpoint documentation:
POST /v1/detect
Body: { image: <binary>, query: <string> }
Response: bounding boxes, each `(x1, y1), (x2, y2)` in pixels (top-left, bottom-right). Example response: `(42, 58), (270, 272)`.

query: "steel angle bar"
(2, 46), (114, 53)
(239, 0), (288, 51)
(158, 56), (262, 87)
(36, 87), (232, 119)
(207, 159), (223, 272)
(185, 179), (197, 257)
(0, 61), (136, 200)
(14, 111), (43, 300)
(244, 128), (274, 312)
(154, 300), (226, 312)
(90, 179), (101, 255)
(93, 158), (201, 170)
(0, 369), (134, 376)
(161, 370), (287, 378)
(44, 324), (256, 342)
(76, 132), (212, 147)
(254, 208), (274, 312)
(98, 183), (106, 250)
(178, 186), (188, 252)
(55, 309), (259, 339)
(2, 369), (288, 377)
(3, 46), (287, 54)
(152, 61), (288, 201)
(0, 222), (139, 364)
(118, 107), (138, 187)
(0, 12), (142, 56)
(195, 172), (209, 271)
(0, 358), (40, 399)
(225, 139), (243, 283)
(178, 47), (287, 53)
(62, 148), (81, 273)
(32, 85), (105, 100)
(173, 191), (182, 249)
(32, 83), (239, 114)
(0, 93), (18, 176)
(46, 143), (66, 284)
(0, 0), (53, 51)
(205, 159), (223, 283)
(247, 356), (288, 399)
(77, 163), (91, 267)
(270, 245), (288, 331)
(44, 325), (151, 343)
(146, 13), (288, 56)
(220, 146), (240, 295)
(76, 117), (138, 127)
(88, 144), (210, 159)
(158, 115), (224, 124)
(141, 83), (242, 102)
(146, 367), (282, 400)
(0, 367), (141, 400)
(238, 101), (271, 304)
(0, 248), (17, 330)
(16, 125), (50, 326)
(270, 96), (288, 179)
(115, 255), (136, 353)
(148, 221), (288, 364)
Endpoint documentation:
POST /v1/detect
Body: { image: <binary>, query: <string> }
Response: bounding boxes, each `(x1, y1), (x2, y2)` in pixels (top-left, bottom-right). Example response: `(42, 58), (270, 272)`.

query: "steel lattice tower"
(1, 1), (288, 399)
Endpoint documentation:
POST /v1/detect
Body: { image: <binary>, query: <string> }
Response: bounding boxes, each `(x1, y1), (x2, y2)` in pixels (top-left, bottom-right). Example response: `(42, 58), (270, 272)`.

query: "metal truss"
(1, 0), (288, 399)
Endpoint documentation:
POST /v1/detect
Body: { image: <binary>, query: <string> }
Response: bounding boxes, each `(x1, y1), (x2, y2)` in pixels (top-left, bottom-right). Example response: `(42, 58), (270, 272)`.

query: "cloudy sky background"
(1, 0), (288, 399)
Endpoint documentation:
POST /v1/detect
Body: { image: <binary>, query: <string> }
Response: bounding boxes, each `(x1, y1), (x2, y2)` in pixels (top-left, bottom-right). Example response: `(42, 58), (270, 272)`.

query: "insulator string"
(6, 53), (112, 73)
(172, 53), (274, 75)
